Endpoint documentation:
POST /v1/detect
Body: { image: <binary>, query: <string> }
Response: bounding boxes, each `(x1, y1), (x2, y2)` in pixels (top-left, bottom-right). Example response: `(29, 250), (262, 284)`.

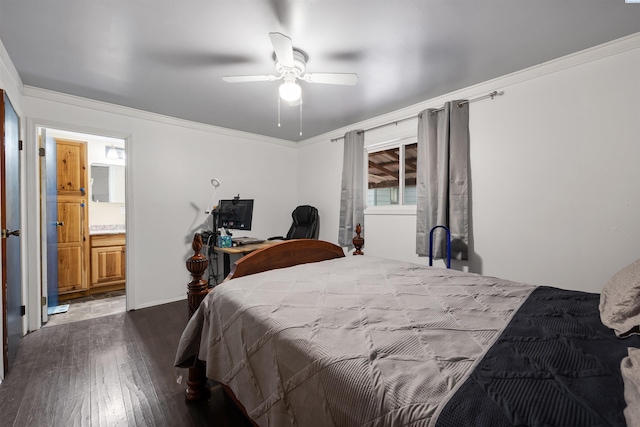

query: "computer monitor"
(216, 199), (254, 231)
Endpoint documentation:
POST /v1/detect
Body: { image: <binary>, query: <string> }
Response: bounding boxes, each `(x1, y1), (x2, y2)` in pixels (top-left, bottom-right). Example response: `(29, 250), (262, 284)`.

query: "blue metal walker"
(428, 225), (451, 269)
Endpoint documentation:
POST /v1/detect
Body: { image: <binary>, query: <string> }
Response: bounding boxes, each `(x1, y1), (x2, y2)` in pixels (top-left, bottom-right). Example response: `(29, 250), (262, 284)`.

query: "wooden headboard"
(226, 239), (345, 280)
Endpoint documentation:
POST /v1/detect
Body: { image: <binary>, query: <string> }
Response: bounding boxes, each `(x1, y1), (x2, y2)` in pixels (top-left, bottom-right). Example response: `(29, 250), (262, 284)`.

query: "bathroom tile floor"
(44, 290), (126, 327)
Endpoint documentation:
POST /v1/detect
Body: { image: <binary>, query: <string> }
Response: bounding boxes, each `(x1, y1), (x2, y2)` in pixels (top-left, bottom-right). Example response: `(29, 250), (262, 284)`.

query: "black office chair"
(269, 205), (319, 240)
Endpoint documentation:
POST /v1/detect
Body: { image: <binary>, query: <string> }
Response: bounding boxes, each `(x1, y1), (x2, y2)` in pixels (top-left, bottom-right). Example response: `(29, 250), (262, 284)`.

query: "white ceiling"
(2, 1), (640, 142)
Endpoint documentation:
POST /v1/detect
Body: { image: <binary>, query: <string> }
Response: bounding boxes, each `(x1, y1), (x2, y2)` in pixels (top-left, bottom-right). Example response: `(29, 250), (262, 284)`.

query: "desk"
(215, 241), (279, 278)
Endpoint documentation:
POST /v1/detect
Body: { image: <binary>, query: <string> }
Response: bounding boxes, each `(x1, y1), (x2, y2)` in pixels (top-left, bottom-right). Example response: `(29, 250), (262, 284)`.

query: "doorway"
(39, 127), (127, 325)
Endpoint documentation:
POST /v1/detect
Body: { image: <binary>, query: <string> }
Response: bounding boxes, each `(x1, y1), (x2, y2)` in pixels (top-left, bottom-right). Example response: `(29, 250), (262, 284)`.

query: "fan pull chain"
(299, 100), (303, 136)
(277, 94), (281, 127)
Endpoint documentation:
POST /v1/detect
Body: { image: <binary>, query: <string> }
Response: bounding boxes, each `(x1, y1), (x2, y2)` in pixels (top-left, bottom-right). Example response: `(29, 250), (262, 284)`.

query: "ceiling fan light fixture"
(223, 32), (358, 132)
(279, 80), (301, 102)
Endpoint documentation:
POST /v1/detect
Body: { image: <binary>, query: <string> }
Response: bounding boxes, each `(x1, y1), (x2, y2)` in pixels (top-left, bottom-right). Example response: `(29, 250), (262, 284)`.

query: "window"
(367, 141), (417, 207)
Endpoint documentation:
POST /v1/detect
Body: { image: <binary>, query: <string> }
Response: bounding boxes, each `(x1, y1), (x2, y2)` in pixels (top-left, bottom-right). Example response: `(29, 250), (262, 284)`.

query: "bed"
(175, 234), (640, 426)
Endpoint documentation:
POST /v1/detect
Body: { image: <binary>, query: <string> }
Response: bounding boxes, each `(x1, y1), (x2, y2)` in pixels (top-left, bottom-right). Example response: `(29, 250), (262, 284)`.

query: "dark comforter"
(437, 286), (640, 427)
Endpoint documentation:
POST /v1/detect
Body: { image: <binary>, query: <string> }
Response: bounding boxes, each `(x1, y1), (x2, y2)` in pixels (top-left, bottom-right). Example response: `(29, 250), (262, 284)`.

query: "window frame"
(365, 137), (418, 215)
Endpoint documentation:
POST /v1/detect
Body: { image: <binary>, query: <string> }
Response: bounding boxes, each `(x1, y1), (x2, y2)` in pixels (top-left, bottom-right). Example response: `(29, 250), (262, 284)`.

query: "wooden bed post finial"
(185, 233), (210, 402)
(186, 233), (209, 318)
(353, 223), (364, 255)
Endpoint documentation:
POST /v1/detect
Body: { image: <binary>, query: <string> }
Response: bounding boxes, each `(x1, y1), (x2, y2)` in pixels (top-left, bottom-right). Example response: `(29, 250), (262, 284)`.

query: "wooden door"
(55, 139), (89, 296)
(56, 139), (87, 196)
(57, 197), (87, 293)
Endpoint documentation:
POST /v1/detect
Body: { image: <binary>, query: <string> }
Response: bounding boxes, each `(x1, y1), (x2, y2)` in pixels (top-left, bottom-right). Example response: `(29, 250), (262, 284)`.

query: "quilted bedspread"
(175, 256), (535, 426)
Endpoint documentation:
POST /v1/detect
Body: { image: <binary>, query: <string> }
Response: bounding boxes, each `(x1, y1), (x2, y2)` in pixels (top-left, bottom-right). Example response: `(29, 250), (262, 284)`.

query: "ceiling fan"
(222, 32), (359, 106)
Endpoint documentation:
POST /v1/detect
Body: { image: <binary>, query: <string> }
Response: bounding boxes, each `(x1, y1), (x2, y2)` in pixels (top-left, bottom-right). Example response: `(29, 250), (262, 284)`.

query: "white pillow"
(621, 347), (640, 427)
(600, 258), (640, 338)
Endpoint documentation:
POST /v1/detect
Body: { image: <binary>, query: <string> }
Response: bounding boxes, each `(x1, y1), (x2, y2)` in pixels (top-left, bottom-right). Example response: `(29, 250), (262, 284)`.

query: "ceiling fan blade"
(269, 32), (295, 67)
(303, 73), (359, 85)
(222, 75), (277, 83)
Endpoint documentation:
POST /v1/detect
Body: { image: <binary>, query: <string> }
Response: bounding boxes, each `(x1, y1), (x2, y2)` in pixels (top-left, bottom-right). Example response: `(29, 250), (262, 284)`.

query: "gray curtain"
(416, 101), (469, 260)
(338, 130), (365, 249)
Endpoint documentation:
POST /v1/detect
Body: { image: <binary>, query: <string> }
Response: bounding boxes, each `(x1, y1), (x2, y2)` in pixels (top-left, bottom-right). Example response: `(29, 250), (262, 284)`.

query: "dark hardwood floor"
(0, 299), (254, 426)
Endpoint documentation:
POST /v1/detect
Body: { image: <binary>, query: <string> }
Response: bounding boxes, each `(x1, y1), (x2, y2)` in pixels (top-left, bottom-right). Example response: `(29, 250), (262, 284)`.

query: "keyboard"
(232, 237), (265, 246)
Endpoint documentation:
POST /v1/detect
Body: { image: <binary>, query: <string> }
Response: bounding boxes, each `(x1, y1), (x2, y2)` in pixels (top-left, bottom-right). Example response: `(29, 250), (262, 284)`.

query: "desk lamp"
(205, 178), (222, 215)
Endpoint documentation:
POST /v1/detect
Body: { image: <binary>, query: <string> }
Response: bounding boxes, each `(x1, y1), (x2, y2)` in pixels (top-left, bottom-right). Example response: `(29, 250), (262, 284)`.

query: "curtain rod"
(330, 90), (505, 142)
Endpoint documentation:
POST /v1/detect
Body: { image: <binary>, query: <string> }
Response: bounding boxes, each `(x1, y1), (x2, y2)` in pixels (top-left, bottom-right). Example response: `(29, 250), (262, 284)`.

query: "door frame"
(25, 117), (132, 331)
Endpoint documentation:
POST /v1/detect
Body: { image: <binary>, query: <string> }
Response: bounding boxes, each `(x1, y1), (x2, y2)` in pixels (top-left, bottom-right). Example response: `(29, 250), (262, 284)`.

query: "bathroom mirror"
(91, 164), (125, 203)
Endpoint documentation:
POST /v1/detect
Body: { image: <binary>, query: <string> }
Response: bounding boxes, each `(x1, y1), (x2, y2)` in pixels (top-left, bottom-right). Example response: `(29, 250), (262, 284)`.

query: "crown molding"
(298, 31), (640, 148)
(23, 85), (298, 148)
(0, 38), (25, 95)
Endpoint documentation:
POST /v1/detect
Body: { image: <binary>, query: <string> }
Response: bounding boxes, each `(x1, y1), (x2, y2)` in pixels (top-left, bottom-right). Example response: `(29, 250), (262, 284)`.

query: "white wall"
(298, 34), (640, 294)
(23, 90), (298, 311)
(296, 137), (344, 243)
